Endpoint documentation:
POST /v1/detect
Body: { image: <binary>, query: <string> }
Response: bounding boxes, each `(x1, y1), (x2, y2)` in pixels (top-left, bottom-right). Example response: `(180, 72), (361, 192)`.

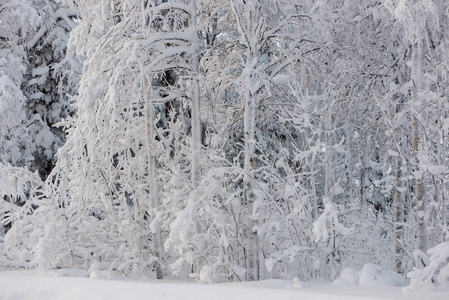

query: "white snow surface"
(0, 269), (448, 300)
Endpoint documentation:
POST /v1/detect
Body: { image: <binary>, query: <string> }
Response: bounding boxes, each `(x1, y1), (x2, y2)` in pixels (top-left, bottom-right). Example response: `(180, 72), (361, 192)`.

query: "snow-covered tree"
(35, 0), (205, 278)
(0, 0), (78, 241)
(0, 0), (77, 177)
(386, 0), (449, 265)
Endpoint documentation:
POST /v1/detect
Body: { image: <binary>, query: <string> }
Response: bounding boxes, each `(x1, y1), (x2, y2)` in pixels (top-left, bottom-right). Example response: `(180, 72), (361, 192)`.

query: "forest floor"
(0, 269), (448, 300)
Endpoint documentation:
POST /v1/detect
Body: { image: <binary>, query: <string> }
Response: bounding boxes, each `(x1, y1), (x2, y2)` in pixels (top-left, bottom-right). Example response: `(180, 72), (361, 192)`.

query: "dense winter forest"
(1, 0), (449, 289)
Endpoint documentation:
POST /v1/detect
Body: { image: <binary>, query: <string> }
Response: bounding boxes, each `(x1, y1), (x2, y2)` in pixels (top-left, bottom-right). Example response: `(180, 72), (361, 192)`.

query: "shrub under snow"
(332, 263), (406, 287)
(403, 242), (449, 293)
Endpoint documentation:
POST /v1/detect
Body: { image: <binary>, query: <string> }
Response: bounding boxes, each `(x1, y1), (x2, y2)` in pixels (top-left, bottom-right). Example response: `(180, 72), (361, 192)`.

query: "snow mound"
(332, 263), (406, 287)
(89, 270), (112, 280)
(359, 263), (407, 286)
(332, 267), (359, 286)
(289, 277), (304, 289)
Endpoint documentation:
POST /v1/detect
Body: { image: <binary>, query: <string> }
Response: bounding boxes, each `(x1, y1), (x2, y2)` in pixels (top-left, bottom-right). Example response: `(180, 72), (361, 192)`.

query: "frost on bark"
(393, 160), (405, 273)
(190, 0), (202, 189)
(144, 78), (164, 279)
(411, 42), (428, 254)
(231, 0), (264, 281)
(243, 89), (259, 281)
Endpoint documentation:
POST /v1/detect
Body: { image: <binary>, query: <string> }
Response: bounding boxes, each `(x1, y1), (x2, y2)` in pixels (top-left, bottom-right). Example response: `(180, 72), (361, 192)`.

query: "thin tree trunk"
(345, 129), (354, 204)
(324, 113), (336, 278)
(411, 42), (428, 253)
(190, 0), (201, 189)
(393, 159), (404, 273)
(144, 79), (164, 279)
(188, 0), (207, 275)
(360, 136), (371, 208)
(244, 89), (259, 281)
(231, 0), (261, 281)
(443, 113), (447, 226)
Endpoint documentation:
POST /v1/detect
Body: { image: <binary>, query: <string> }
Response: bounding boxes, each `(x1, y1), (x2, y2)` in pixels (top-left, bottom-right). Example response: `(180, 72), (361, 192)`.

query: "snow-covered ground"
(0, 269), (448, 300)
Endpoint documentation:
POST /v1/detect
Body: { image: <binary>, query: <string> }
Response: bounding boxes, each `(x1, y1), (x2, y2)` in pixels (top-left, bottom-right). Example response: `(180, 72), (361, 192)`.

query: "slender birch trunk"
(188, 0), (207, 275)
(190, 0), (201, 189)
(244, 89), (259, 281)
(393, 158), (404, 273)
(360, 136), (371, 208)
(411, 42), (428, 253)
(443, 111), (448, 227)
(324, 112), (336, 277)
(230, 0), (261, 281)
(345, 129), (354, 204)
(144, 78), (164, 279)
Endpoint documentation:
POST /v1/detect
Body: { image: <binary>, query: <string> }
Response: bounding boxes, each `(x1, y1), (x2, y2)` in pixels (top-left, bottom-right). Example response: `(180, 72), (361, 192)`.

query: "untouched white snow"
(0, 269), (448, 300)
